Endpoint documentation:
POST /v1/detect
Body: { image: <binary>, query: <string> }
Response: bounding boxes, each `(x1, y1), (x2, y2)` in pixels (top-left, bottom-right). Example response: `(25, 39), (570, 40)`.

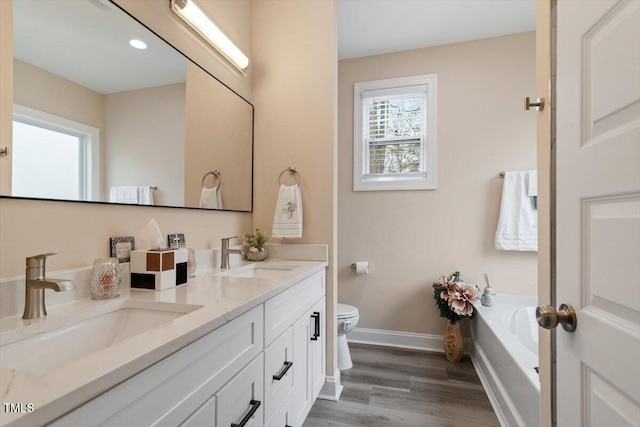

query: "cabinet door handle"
(231, 399), (261, 427)
(310, 311), (320, 341)
(272, 361), (293, 380)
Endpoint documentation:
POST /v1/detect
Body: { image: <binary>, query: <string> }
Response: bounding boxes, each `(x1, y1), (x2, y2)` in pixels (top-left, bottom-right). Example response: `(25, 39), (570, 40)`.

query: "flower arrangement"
(432, 271), (480, 324)
(243, 229), (269, 253)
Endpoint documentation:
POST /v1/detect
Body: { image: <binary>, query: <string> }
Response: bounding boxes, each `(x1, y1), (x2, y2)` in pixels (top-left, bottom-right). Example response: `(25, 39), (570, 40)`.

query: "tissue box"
(130, 248), (188, 290)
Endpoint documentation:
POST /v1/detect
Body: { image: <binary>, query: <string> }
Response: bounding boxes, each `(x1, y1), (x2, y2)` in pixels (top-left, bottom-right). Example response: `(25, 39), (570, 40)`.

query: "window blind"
(362, 87), (427, 175)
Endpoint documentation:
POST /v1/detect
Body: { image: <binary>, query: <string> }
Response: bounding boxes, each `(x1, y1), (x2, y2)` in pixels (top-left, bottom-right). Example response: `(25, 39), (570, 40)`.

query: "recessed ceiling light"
(129, 39), (147, 50)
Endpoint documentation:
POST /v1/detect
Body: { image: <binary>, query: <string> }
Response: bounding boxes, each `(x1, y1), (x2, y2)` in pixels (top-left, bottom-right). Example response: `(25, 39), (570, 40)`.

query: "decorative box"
(130, 248), (188, 290)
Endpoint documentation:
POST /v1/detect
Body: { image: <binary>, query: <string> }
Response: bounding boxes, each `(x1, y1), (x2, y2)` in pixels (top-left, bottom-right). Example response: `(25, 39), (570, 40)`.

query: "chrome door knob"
(536, 303), (577, 332)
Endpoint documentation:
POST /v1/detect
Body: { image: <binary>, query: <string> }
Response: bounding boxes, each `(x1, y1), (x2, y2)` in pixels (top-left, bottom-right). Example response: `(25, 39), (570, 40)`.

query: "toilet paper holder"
(350, 261), (369, 275)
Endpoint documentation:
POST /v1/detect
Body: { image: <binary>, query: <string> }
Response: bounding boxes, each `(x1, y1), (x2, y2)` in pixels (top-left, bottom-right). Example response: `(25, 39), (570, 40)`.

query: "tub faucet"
(23, 253), (75, 320)
(220, 236), (244, 269)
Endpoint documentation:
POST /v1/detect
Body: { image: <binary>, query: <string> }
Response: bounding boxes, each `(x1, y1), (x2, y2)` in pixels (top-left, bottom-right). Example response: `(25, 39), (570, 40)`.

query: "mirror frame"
(2, 0), (254, 213)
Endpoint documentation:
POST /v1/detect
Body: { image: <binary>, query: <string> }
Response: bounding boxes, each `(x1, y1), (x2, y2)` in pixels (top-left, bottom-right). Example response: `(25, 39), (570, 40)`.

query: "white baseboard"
(317, 369), (343, 402)
(347, 327), (472, 353)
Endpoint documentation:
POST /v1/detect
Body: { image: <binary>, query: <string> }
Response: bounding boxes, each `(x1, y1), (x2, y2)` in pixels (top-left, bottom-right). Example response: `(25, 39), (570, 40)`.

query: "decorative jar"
(246, 249), (267, 261)
(90, 258), (121, 300)
(443, 321), (464, 362)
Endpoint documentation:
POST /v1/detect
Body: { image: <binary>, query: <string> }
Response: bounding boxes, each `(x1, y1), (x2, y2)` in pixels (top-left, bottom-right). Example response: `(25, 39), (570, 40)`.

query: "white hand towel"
(495, 171), (538, 251)
(527, 170), (537, 197)
(527, 170), (538, 210)
(138, 186), (154, 206)
(272, 184), (303, 239)
(109, 186), (139, 204)
(199, 187), (223, 209)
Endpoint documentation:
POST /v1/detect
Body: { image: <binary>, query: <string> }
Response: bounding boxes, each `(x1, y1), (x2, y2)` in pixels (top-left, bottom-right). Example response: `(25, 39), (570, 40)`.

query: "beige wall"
(184, 62), (252, 211)
(0, 0), (12, 194)
(113, 0), (252, 101)
(13, 59), (105, 131)
(338, 32), (537, 336)
(251, 0), (338, 376)
(105, 83), (186, 206)
(0, 1), (252, 278)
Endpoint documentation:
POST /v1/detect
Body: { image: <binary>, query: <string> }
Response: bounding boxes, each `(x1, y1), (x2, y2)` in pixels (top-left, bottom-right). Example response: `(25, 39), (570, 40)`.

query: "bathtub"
(471, 295), (540, 427)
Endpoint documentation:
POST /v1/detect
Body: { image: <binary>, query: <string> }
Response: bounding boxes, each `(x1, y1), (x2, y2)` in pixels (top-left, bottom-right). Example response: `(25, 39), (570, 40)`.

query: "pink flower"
(439, 274), (451, 285)
(440, 282), (459, 301)
(448, 282), (480, 316)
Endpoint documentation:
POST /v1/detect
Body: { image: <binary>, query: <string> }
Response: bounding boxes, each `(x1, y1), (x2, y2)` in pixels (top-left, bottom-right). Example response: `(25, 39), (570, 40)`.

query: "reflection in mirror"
(9, 0), (253, 211)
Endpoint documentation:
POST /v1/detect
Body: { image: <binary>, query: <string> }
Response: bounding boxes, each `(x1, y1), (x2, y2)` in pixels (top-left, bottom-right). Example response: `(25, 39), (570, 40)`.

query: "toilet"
(337, 303), (360, 371)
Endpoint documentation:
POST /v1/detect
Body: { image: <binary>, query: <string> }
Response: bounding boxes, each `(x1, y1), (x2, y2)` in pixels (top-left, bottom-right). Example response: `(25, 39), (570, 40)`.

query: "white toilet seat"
(337, 303), (358, 319)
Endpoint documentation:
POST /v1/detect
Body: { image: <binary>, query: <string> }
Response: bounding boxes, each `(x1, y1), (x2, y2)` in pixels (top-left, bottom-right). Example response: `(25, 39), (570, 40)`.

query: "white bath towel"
(109, 186), (139, 204)
(199, 187), (223, 209)
(527, 170), (537, 197)
(138, 186), (154, 206)
(495, 171), (538, 251)
(272, 184), (303, 239)
(109, 186), (154, 205)
(527, 169), (538, 210)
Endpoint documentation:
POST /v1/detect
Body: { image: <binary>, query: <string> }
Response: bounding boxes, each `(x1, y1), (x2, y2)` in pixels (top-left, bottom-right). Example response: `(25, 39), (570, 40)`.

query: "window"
(12, 105), (100, 201)
(353, 74), (437, 191)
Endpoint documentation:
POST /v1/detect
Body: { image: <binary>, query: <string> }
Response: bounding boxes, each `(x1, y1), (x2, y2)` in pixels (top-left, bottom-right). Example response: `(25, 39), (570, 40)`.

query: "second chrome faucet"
(220, 236), (244, 269)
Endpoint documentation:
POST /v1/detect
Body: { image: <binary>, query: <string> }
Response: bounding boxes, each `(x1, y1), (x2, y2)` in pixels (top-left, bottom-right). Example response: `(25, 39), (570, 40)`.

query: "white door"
(556, 0), (640, 426)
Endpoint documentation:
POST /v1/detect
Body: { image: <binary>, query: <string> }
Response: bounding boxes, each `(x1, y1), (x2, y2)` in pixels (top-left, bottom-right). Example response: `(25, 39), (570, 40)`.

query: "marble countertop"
(0, 259), (328, 427)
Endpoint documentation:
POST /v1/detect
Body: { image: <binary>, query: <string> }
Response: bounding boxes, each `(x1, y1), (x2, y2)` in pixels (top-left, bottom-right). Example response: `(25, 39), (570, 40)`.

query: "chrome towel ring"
(202, 170), (221, 189)
(278, 166), (300, 186)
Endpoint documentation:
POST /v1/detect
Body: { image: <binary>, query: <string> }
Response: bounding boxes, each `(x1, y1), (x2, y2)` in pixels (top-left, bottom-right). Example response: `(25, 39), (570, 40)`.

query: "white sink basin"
(223, 264), (301, 279)
(0, 299), (202, 373)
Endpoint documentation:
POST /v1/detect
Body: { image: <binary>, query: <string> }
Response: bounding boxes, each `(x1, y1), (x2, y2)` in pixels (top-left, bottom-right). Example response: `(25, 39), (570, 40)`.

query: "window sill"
(354, 174), (437, 191)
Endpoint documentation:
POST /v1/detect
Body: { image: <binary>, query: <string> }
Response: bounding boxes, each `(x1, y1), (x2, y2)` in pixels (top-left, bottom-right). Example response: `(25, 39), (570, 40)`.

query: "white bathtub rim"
(474, 296), (540, 393)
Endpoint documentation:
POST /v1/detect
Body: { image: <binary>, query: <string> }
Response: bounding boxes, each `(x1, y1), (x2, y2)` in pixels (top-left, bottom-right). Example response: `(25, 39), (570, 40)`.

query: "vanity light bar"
(170, 0), (249, 73)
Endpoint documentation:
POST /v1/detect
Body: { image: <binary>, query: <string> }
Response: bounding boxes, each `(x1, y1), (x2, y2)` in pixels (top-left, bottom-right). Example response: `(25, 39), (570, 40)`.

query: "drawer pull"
(273, 361), (293, 380)
(310, 311), (320, 341)
(231, 399), (261, 427)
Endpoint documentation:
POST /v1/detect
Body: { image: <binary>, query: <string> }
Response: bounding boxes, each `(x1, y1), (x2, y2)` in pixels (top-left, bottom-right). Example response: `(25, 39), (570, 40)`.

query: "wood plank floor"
(303, 343), (499, 427)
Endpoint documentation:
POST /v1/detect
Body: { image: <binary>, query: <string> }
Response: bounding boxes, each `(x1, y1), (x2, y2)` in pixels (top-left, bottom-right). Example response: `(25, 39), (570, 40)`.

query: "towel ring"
(278, 166), (300, 186)
(202, 170), (221, 189)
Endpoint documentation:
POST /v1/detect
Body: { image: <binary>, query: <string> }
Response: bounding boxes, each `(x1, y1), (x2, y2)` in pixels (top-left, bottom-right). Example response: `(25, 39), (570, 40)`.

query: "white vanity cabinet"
(264, 271), (326, 427)
(49, 267), (326, 427)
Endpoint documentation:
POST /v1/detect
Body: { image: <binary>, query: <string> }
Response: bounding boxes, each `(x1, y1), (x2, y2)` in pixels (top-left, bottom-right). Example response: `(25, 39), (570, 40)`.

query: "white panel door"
(556, 0), (640, 425)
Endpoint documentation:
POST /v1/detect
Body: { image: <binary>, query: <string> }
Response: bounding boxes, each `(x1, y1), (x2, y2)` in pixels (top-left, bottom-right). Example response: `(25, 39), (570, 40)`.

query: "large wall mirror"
(7, 0), (253, 211)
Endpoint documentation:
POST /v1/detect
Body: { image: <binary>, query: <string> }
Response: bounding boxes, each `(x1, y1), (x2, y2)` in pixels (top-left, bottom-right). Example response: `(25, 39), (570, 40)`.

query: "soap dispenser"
(481, 273), (495, 307)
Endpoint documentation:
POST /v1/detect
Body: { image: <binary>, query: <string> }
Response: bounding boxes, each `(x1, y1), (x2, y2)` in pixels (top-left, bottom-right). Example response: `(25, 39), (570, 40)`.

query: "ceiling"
(338, 0), (536, 60)
(13, 0), (186, 95)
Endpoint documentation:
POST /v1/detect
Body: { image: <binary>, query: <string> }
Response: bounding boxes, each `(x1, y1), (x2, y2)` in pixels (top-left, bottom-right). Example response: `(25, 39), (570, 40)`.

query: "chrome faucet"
(23, 253), (75, 320)
(220, 236), (244, 269)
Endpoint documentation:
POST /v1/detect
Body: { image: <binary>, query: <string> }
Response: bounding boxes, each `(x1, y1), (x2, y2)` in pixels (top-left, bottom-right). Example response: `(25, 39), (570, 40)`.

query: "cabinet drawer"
(264, 397), (295, 427)
(264, 270), (325, 346)
(51, 305), (263, 427)
(179, 396), (216, 427)
(264, 327), (294, 423)
(216, 354), (264, 427)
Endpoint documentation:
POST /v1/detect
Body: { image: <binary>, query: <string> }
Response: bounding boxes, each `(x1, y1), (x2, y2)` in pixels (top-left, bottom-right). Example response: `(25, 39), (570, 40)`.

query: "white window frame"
(13, 104), (101, 201)
(353, 74), (437, 191)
